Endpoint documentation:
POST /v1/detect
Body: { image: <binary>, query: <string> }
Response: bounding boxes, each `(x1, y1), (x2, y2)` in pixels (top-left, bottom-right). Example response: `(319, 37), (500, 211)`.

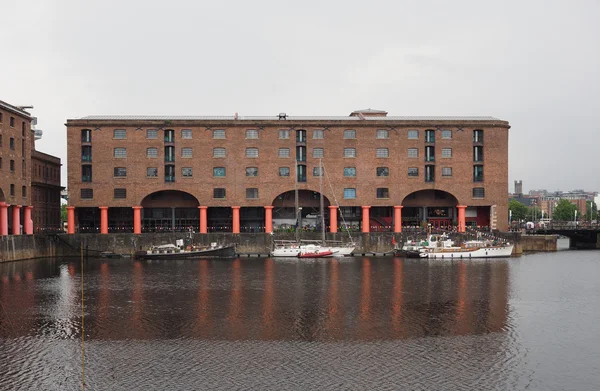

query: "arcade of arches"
(64, 189), (493, 235)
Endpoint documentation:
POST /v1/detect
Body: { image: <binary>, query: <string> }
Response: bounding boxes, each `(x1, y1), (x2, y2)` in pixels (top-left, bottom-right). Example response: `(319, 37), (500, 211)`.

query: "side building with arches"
(65, 110), (510, 234)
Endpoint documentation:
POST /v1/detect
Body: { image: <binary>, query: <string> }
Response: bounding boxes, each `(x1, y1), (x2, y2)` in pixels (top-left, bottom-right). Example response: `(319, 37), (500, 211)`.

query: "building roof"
(77, 115), (503, 122)
(0, 99), (32, 119)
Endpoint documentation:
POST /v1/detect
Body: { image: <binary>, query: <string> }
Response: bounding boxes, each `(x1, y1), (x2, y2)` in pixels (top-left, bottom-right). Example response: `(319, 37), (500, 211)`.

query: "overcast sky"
(1, 0), (599, 193)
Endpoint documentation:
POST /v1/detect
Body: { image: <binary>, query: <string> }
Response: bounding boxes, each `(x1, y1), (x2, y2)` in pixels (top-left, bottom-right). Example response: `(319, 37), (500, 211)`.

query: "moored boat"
(134, 242), (236, 260)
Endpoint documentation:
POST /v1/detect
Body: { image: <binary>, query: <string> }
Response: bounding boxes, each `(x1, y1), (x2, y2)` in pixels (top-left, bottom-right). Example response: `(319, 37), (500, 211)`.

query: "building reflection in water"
(0, 256), (510, 342)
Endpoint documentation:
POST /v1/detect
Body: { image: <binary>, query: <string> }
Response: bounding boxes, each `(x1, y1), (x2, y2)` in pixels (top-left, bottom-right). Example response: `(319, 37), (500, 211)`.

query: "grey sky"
(2, 0), (599, 193)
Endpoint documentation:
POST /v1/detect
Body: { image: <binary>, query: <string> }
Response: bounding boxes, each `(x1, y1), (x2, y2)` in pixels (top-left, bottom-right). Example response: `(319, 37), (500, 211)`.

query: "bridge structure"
(534, 222), (600, 249)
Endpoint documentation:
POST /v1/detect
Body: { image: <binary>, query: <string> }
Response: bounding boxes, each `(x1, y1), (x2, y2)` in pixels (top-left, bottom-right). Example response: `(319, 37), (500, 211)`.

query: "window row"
(80, 128), (485, 142)
(81, 164), (484, 181)
(4, 184), (27, 197)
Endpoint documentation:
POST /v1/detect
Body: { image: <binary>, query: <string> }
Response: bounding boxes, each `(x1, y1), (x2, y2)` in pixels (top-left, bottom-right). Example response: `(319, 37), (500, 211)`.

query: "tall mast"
(295, 161), (299, 242)
(319, 159), (325, 245)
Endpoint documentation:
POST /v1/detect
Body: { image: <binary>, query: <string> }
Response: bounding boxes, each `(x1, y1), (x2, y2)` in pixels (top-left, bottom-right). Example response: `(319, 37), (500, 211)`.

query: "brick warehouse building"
(0, 99), (62, 236)
(65, 109), (510, 234)
(0, 100), (34, 235)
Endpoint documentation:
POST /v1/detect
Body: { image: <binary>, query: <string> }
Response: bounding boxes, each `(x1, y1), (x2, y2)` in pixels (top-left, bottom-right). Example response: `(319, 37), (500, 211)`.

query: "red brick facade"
(66, 111), (510, 232)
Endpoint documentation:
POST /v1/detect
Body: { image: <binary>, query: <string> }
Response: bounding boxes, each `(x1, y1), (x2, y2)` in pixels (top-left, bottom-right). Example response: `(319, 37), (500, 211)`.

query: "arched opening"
(272, 190), (331, 231)
(402, 190), (460, 228)
(141, 190), (199, 232)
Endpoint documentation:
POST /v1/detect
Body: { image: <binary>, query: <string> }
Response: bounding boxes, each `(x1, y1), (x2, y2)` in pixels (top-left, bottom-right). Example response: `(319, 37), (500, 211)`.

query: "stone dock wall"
(0, 231), (560, 262)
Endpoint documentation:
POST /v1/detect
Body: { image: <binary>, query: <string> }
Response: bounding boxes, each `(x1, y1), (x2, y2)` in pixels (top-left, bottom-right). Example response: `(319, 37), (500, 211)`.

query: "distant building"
(31, 150), (62, 231)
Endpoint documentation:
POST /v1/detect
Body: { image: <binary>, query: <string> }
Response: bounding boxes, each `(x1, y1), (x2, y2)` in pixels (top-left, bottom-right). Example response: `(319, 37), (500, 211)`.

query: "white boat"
(416, 234), (514, 259)
(270, 159), (355, 258)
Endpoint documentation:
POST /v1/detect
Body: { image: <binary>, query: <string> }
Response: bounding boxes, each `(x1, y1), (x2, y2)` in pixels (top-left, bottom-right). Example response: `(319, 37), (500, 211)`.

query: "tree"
(61, 204), (67, 223)
(508, 199), (528, 221)
(552, 199), (579, 221)
(586, 201), (598, 221)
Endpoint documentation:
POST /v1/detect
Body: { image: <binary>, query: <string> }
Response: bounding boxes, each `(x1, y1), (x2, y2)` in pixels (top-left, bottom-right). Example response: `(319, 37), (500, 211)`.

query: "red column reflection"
(227, 259), (243, 339)
(455, 261), (471, 335)
(391, 258), (405, 338)
(194, 260), (211, 338)
(324, 259), (342, 340)
(261, 259), (276, 340)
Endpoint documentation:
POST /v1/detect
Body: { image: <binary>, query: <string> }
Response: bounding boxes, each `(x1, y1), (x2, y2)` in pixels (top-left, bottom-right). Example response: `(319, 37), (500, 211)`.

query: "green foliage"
(586, 201), (598, 221)
(508, 199), (528, 221)
(526, 206), (542, 221)
(552, 199), (579, 221)
(61, 204), (67, 222)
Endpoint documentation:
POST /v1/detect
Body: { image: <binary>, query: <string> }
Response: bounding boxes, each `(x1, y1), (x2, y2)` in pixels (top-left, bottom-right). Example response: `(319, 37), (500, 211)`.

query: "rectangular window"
(213, 147), (226, 158)
(344, 148), (356, 158)
(10, 117), (15, 127)
(376, 167), (388, 177)
(182, 167), (193, 177)
(473, 187), (485, 198)
(474, 165), (484, 182)
(441, 130), (452, 139)
(441, 148), (452, 158)
(313, 167), (324, 176)
(246, 129), (259, 139)
(146, 148), (158, 158)
(213, 129), (226, 139)
(279, 148), (290, 158)
(81, 165), (93, 182)
(10, 184), (14, 196)
(213, 167), (226, 177)
(114, 167), (127, 177)
(81, 188), (93, 199)
(113, 129), (127, 139)
(344, 129), (356, 139)
(246, 167), (258, 177)
(344, 188), (356, 199)
(344, 167), (356, 177)
(246, 148), (259, 158)
(408, 148), (418, 158)
(442, 167), (452, 177)
(114, 148), (127, 158)
(376, 188), (389, 199)
(10, 160), (15, 172)
(376, 129), (389, 139)
(313, 148), (324, 158)
(114, 188), (127, 199)
(474, 146), (484, 162)
(408, 167), (419, 177)
(279, 129), (289, 139)
(214, 188), (226, 199)
(146, 129), (158, 139)
(181, 129), (192, 139)
(147, 167), (158, 177)
(81, 129), (92, 143)
(279, 167), (290, 177)
(313, 129), (324, 139)
(376, 148), (389, 158)
(246, 188), (259, 199)
(10, 138), (15, 150)
(181, 147), (193, 158)
(473, 129), (484, 143)
(425, 129), (435, 143)
(22, 186), (27, 198)
(425, 165), (435, 182)
(408, 129), (419, 139)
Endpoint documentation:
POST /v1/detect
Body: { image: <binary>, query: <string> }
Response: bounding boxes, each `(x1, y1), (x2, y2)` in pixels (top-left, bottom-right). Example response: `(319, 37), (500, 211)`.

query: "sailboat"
(271, 159), (355, 257)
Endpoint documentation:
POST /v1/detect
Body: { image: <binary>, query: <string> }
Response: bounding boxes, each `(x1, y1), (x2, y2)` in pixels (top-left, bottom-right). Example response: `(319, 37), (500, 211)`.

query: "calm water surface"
(1, 245), (599, 390)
